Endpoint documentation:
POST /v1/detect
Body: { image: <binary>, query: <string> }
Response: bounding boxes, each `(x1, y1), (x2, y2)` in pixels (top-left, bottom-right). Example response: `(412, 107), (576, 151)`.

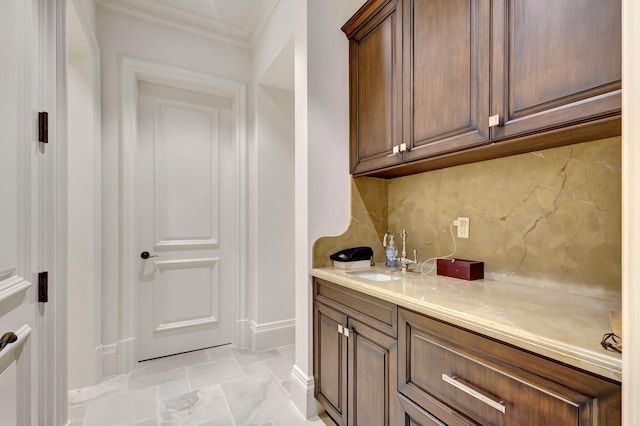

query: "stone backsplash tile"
(313, 177), (388, 268)
(313, 137), (621, 301)
(388, 137), (621, 301)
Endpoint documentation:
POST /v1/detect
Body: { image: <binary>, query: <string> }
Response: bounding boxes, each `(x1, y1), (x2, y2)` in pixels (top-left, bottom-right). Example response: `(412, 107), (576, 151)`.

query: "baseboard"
(235, 318), (251, 349)
(101, 343), (118, 377)
(101, 336), (137, 378)
(290, 364), (321, 418)
(117, 337), (136, 374)
(92, 344), (103, 384)
(250, 318), (295, 351)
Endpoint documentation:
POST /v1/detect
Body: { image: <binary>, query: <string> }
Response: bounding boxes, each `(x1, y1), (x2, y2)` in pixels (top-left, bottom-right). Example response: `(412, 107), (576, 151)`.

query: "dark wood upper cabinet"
(343, 0), (404, 175)
(490, 0), (622, 140)
(403, 0), (490, 162)
(343, 0), (621, 178)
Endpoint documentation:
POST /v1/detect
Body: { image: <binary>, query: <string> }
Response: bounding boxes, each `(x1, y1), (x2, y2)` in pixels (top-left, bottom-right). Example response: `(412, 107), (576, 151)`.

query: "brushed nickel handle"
(0, 332), (18, 353)
(442, 374), (506, 414)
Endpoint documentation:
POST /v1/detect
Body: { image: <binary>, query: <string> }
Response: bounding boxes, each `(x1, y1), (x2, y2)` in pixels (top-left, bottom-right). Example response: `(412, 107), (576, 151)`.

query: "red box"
(436, 258), (484, 281)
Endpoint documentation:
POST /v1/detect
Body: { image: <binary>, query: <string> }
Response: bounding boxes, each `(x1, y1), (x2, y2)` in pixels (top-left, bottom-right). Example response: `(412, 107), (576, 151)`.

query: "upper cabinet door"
(343, 0), (404, 175)
(403, 0), (491, 162)
(490, 0), (621, 140)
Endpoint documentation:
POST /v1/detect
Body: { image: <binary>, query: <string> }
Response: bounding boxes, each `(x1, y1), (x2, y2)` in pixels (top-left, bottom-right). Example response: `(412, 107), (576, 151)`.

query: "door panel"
(0, 358), (18, 423)
(0, 0), (38, 424)
(136, 82), (233, 360)
(154, 258), (220, 332)
(154, 101), (220, 247)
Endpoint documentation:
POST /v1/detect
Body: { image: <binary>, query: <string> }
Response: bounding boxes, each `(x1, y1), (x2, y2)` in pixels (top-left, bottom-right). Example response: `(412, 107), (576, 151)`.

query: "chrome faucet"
(397, 229), (417, 272)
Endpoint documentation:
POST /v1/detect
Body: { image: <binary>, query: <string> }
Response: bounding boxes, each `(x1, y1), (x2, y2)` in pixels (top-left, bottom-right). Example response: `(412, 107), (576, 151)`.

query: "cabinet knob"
(392, 145), (400, 154)
(489, 114), (500, 127)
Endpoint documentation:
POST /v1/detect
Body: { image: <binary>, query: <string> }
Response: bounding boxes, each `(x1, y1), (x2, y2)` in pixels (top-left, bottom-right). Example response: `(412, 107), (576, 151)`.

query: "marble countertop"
(311, 266), (622, 383)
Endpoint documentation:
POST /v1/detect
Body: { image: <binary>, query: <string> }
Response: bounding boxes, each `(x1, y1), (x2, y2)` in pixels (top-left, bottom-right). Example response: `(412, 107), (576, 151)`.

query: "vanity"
(311, 267), (621, 426)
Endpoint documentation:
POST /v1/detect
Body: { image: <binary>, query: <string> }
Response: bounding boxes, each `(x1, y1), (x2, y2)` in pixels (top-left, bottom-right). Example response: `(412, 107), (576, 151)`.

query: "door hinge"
(38, 112), (48, 143)
(38, 271), (48, 303)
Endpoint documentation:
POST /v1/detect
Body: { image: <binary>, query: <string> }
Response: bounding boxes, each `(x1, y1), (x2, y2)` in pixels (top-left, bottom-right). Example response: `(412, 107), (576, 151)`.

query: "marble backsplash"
(313, 177), (388, 268)
(314, 137), (621, 301)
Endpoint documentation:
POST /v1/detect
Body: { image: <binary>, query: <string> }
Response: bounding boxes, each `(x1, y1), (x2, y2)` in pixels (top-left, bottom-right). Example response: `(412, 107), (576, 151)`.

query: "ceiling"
(97, 0), (279, 48)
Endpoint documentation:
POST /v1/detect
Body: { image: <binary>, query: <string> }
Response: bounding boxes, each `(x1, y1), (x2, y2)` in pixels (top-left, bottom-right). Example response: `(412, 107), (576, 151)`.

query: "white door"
(135, 82), (235, 360)
(0, 0), (40, 424)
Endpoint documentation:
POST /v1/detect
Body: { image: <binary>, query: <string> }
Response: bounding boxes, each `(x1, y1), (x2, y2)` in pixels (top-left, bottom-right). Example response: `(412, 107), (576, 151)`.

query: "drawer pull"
(442, 374), (506, 414)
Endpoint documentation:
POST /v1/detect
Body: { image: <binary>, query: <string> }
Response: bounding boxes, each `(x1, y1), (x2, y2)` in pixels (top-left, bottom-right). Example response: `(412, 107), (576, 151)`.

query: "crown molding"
(97, 0), (278, 48)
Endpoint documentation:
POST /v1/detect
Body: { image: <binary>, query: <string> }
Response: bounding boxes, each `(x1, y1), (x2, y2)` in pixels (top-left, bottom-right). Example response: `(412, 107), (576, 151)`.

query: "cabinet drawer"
(397, 393), (477, 426)
(313, 278), (397, 337)
(398, 309), (619, 426)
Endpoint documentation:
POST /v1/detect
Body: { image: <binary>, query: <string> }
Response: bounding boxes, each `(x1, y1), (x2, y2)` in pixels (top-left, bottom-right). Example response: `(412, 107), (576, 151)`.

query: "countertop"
(311, 266), (622, 383)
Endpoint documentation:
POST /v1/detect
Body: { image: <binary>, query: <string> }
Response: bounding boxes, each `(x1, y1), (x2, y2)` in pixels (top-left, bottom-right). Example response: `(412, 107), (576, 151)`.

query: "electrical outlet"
(456, 217), (470, 238)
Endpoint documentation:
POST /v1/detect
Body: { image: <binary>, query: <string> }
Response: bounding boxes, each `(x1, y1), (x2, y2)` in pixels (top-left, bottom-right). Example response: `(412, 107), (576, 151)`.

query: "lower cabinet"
(314, 279), (398, 426)
(397, 308), (621, 426)
(315, 301), (348, 424)
(312, 278), (622, 426)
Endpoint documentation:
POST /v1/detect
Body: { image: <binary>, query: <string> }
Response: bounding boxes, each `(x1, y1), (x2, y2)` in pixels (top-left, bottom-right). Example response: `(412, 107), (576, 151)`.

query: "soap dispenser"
(385, 235), (398, 268)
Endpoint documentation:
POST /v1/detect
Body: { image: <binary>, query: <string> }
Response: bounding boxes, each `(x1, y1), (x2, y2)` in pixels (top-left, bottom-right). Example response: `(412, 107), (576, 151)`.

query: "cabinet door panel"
(345, 0), (404, 174)
(314, 302), (348, 425)
(404, 0), (490, 161)
(491, 0), (621, 140)
(348, 318), (397, 426)
(398, 309), (602, 426)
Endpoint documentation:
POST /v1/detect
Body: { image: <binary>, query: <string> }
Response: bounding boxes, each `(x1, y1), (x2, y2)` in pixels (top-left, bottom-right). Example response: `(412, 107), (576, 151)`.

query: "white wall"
(97, 7), (252, 375)
(253, 85), (295, 349)
(73, 0), (96, 31)
(288, 0), (367, 417)
(67, 0), (102, 390)
(67, 53), (99, 389)
(249, 0), (297, 351)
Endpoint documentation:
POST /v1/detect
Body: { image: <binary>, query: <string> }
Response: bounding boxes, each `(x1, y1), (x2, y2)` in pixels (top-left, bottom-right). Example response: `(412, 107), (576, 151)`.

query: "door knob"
(140, 251), (159, 260)
(0, 332), (17, 353)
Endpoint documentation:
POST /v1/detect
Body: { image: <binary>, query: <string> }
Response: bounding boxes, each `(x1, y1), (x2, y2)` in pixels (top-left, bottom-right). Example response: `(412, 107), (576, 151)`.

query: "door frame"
(119, 56), (248, 373)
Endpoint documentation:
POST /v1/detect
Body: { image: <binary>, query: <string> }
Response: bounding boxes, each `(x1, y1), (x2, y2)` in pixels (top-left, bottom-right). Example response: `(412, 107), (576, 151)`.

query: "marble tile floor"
(68, 345), (336, 426)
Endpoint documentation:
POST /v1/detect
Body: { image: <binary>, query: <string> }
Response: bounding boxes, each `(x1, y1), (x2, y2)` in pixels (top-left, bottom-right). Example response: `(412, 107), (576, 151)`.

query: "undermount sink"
(347, 271), (402, 282)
